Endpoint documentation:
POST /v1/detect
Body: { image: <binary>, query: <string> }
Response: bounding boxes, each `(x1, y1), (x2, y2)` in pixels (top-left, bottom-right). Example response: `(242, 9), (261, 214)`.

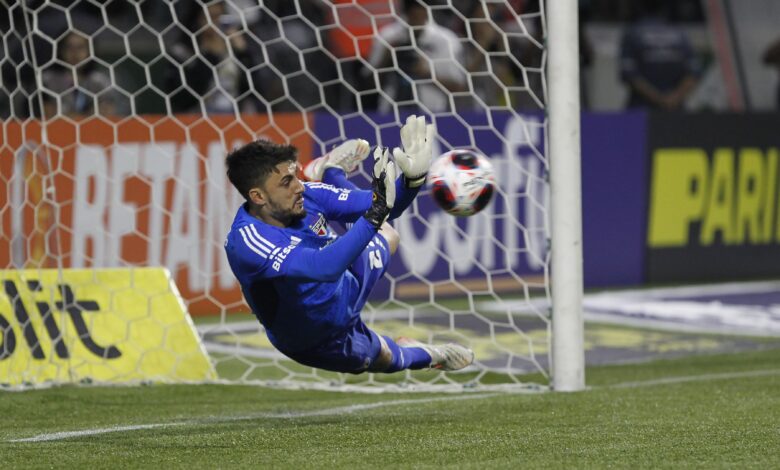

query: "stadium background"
(1, 0), (779, 379)
(3, 0), (778, 302)
(1, 1), (779, 465)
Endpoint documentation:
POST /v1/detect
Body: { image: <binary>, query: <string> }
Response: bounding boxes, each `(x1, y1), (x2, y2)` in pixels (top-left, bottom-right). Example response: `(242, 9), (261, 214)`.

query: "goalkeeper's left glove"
(364, 147), (396, 230)
(393, 114), (435, 188)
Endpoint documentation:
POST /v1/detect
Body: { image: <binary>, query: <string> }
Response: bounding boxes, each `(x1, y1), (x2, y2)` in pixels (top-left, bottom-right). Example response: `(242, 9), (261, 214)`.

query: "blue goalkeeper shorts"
(284, 233), (390, 374)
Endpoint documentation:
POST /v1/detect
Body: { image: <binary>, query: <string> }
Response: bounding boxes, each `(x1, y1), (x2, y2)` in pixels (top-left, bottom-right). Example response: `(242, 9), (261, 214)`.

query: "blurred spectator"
(618, 1), (699, 110)
(461, 1), (516, 108)
(762, 36), (780, 109)
(40, 30), (128, 118)
(327, 0), (394, 60)
(367, 0), (466, 113)
(458, 0), (552, 110)
(586, 0), (703, 23)
(161, 0), (338, 114)
(0, 6), (27, 119)
(323, 0), (395, 111)
(164, 1), (257, 113)
(578, 2), (595, 109)
(249, 0), (337, 112)
(579, 24), (595, 109)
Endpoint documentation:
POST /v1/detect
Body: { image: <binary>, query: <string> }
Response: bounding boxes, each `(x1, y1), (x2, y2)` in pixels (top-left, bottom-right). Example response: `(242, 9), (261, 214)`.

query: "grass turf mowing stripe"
(9, 393), (500, 443)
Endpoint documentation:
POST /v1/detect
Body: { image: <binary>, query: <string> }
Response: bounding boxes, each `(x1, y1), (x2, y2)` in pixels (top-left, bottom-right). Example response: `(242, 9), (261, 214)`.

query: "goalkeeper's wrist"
(364, 210), (389, 230)
(404, 173), (427, 188)
(364, 201), (391, 230)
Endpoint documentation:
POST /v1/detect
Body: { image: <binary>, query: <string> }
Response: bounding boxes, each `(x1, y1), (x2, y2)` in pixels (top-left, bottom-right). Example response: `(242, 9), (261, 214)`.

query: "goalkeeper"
(224, 116), (474, 374)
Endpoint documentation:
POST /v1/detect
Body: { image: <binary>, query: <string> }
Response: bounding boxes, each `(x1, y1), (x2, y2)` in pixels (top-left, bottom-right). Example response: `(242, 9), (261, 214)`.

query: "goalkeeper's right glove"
(364, 147), (396, 230)
(393, 114), (435, 188)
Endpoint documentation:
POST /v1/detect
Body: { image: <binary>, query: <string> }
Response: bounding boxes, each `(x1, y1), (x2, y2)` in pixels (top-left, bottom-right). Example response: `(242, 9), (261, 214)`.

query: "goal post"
(0, 0), (585, 392)
(547, 0), (586, 392)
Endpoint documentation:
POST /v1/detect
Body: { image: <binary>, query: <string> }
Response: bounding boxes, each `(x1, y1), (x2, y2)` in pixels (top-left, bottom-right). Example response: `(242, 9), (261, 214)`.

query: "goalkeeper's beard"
(267, 196), (306, 226)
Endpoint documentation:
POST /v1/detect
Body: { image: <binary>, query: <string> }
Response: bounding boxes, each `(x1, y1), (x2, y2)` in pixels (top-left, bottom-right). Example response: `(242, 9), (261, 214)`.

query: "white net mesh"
(1, 0), (549, 391)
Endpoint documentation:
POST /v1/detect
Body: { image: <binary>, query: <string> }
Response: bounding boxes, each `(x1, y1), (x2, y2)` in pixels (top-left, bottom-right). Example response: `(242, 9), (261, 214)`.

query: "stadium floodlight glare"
(1, 0), (583, 392)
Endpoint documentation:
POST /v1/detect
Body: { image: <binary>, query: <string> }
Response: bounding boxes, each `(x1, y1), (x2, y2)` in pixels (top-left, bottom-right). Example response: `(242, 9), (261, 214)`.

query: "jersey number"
(369, 250), (383, 270)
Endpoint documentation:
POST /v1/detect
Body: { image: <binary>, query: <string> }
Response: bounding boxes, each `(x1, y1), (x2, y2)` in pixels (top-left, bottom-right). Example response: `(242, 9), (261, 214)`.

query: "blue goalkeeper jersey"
(225, 182), (380, 353)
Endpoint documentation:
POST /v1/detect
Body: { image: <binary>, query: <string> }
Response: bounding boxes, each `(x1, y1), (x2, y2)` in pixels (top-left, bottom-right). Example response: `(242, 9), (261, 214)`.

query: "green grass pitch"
(2, 346), (779, 468)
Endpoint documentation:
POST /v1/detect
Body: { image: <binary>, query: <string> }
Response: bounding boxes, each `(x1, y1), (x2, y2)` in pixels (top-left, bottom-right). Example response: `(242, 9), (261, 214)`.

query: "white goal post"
(0, 0), (584, 392)
(548, 0), (585, 391)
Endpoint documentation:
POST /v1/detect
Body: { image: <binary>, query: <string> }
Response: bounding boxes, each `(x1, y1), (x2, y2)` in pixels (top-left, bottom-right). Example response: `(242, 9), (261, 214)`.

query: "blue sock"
(381, 336), (432, 373)
(323, 167), (359, 191)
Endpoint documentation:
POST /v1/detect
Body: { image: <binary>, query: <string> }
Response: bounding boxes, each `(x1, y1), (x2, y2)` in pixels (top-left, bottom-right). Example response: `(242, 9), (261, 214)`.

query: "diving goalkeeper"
(224, 116), (474, 374)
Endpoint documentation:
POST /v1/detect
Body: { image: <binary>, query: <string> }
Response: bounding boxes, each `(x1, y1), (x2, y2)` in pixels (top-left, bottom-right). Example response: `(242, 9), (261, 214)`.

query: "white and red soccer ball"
(428, 149), (496, 217)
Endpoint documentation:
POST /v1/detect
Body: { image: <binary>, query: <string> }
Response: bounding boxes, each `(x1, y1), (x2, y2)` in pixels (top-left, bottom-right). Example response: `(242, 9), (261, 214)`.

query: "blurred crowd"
(1, 0), (778, 119)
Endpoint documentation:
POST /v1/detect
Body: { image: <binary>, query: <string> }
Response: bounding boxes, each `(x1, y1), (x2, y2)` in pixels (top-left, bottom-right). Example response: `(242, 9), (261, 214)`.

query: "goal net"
(1, 0), (562, 392)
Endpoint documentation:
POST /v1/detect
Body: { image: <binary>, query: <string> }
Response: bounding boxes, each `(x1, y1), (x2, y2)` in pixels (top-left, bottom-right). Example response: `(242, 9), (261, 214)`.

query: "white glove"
(323, 138), (371, 174)
(393, 114), (435, 188)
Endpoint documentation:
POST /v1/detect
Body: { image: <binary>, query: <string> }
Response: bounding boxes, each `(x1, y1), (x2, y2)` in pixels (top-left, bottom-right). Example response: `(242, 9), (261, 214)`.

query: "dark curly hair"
(225, 139), (298, 200)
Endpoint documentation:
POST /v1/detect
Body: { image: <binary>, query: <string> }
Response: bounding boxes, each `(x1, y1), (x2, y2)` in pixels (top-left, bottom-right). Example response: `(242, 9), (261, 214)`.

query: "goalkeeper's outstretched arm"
(274, 147), (396, 282)
(320, 115), (435, 222)
(319, 163), (421, 223)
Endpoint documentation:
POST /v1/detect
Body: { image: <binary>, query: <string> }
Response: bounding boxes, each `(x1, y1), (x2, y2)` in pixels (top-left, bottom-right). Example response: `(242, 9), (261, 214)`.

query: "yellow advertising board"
(0, 268), (216, 387)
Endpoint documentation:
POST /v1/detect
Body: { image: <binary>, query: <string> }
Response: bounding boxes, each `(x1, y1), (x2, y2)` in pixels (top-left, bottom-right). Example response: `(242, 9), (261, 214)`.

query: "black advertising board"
(646, 112), (780, 283)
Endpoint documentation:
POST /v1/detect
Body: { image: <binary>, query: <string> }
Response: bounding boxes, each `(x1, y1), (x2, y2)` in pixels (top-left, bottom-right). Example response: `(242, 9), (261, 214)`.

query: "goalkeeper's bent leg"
(369, 335), (432, 373)
(378, 222), (399, 254)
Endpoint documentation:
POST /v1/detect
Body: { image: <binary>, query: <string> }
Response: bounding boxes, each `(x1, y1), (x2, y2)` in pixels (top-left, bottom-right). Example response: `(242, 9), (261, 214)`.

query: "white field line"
(8, 393), (500, 443)
(7, 424), (185, 443)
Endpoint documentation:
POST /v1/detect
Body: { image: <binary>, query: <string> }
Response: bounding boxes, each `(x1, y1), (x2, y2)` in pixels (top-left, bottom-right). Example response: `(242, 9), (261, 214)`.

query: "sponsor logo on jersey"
(305, 182), (351, 200)
(271, 236), (301, 272)
(304, 182), (343, 194)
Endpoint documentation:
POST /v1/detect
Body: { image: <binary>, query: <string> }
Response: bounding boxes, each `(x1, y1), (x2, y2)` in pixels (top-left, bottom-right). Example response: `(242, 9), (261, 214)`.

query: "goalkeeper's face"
(255, 161), (306, 226)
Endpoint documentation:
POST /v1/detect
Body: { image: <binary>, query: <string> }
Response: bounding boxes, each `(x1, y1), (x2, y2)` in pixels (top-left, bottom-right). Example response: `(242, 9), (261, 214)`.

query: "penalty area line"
(11, 369), (780, 443)
(8, 393), (500, 443)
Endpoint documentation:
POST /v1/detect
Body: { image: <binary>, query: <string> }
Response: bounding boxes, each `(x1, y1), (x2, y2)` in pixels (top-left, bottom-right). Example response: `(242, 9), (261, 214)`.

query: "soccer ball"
(428, 149), (496, 217)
